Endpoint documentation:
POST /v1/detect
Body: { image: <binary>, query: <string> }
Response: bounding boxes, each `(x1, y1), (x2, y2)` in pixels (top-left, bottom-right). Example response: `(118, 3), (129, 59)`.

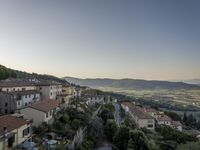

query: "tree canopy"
(113, 126), (130, 150)
(0, 65), (17, 80)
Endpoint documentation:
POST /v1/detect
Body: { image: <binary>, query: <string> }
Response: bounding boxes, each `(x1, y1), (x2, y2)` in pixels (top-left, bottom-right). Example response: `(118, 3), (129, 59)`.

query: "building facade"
(0, 90), (40, 115)
(0, 115), (31, 150)
(122, 102), (155, 130)
(86, 96), (110, 106)
(36, 82), (62, 99)
(0, 80), (36, 92)
(20, 100), (59, 127)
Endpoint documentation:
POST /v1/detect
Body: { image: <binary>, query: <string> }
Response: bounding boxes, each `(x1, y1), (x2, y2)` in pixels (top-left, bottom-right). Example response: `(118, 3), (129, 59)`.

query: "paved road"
(113, 103), (121, 126)
(95, 144), (112, 150)
(95, 142), (118, 150)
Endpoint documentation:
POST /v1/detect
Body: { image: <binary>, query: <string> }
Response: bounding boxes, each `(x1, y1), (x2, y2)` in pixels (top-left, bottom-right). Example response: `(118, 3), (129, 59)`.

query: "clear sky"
(0, 0), (199, 80)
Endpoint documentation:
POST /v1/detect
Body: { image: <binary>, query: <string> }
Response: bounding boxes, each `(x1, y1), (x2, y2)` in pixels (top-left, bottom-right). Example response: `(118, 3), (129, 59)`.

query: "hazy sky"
(0, 0), (200, 80)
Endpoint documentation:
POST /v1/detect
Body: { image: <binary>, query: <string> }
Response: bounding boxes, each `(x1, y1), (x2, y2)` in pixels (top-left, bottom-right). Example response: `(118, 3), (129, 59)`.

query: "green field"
(98, 87), (200, 108)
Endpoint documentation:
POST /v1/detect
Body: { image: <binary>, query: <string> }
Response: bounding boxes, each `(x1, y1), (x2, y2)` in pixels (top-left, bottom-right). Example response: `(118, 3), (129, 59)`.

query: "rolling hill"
(0, 64), (69, 85)
(64, 76), (200, 90)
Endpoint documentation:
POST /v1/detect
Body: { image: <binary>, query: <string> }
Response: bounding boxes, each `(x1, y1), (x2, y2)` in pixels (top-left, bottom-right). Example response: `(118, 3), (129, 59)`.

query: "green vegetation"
(122, 115), (137, 129)
(77, 103), (116, 149)
(133, 97), (200, 112)
(176, 141), (200, 150)
(98, 103), (115, 124)
(0, 64), (69, 84)
(104, 119), (117, 141)
(113, 126), (130, 150)
(0, 65), (17, 80)
(128, 130), (150, 150)
(164, 111), (182, 121)
(156, 125), (197, 145)
(183, 112), (200, 130)
(16, 71), (69, 85)
(77, 137), (94, 150)
(78, 116), (103, 150)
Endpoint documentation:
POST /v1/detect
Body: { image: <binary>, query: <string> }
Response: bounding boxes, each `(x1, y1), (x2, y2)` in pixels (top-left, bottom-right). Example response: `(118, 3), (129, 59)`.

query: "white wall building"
(20, 100), (59, 127)
(171, 121), (182, 131)
(122, 102), (155, 130)
(0, 81), (36, 92)
(37, 82), (62, 99)
(0, 115), (31, 150)
(62, 85), (76, 97)
(157, 115), (172, 126)
(86, 96), (105, 105)
(86, 96), (111, 106)
(0, 90), (41, 114)
(144, 108), (183, 132)
(16, 91), (40, 109)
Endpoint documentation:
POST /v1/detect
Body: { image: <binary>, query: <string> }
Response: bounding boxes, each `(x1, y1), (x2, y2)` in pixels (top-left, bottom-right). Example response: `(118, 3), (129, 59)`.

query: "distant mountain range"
(181, 79), (200, 85)
(64, 76), (200, 90)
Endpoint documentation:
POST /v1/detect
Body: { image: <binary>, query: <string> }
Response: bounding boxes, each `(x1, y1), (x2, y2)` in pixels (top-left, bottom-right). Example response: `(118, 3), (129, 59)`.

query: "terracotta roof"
(0, 81), (36, 87)
(29, 99), (59, 113)
(36, 80), (62, 86)
(157, 115), (172, 122)
(122, 102), (154, 119)
(0, 115), (30, 136)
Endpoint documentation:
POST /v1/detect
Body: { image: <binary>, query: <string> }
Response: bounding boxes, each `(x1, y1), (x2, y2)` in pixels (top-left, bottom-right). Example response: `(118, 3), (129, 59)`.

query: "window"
(23, 127), (30, 137)
(13, 88), (15, 91)
(25, 95), (27, 98)
(29, 95), (31, 98)
(5, 102), (8, 107)
(25, 103), (27, 106)
(5, 109), (8, 114)
(18, 101), (20, 105)
(147, 124), (153, 128)
(8, 135), (15, 147)
(51, 92), (52, 96)
(27, 127), (30, 134)
(7, 89), (9, 92)
(46, 113), (48, 118)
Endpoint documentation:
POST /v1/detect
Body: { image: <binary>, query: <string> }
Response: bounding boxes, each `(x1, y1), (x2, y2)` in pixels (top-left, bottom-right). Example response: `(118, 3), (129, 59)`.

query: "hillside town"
(1, 76), (198, 150)
(0, 77), (119, 149)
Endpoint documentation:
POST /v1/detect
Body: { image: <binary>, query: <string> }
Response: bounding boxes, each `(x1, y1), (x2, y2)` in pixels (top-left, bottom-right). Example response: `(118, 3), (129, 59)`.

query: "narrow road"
(95, 142), (112, 150)
(113, 103), (121, 126)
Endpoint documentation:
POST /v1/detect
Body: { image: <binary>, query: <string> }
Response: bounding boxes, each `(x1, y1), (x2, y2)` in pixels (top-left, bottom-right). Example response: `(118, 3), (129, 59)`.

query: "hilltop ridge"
(0, 64), (69, 85)
(64, 76), (200, 90)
